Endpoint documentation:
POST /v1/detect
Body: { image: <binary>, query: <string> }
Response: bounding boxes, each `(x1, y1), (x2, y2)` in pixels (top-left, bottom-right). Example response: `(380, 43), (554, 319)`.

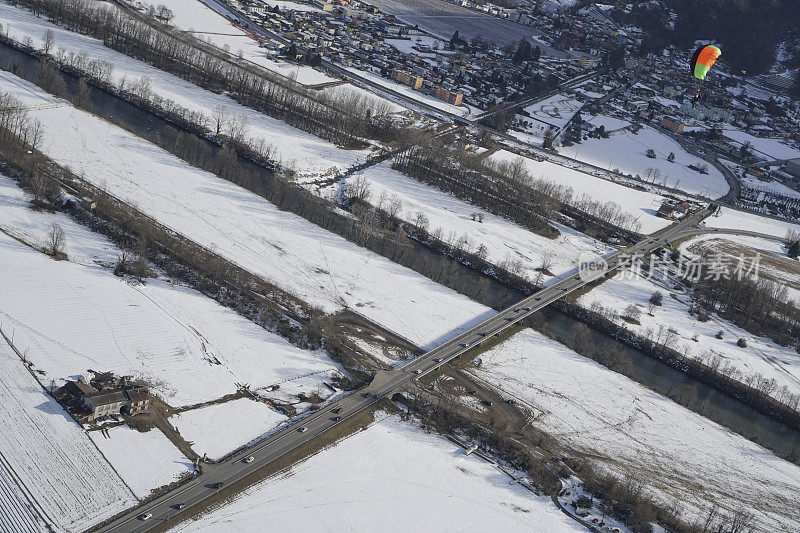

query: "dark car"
(172, 503), (186, 510)
(331, 407), (342, 414)
(331, 416), (342, 422)
(481, 400), (493, 406)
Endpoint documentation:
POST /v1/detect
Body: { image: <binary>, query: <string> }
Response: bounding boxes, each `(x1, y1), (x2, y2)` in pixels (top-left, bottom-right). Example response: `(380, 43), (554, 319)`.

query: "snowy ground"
(146, 0), (331, 84)
(170, 399), (288, 460)
(679, 232), (800, 306)
(0, 334), (135, 533)
(522, 93), (584, 131)
(89, 426), (194, 498)
(555, 124), (730, 198)
(0, 72), (493, 349)
(0, 2), (367, 176)
(472, 328), (800, 532)
(490, 150), (671, 234)
(345, 162), (612, 284)
(584, 113), (630, 132)
(739, 173), (800, 199)
(578, 270), (800, 399)
(704, 207), (800, 240)
(720, 126), (800, 161)
(0, 175), (341, 407)
(171, 414), (582, 532)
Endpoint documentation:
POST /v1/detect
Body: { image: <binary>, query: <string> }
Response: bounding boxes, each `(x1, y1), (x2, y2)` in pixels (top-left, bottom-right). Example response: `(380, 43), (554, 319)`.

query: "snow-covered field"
(0, 334), (135, 533)
(346, 163), (612, 283)
(90, 426), (193, 498)
(0, 72), (493, 349)
(490, 150), (671, 234)
(721, 126), (800, 161)
(679, 233), (788, 259)
(584, 113), (630, 131)
(522, 94), (583, 131)
(171, 399), (286, 460)
(0, 2), (366, 176)
(0, 175), (341, 407)
(578, 271), (800, 399)
(171, 414), (582, 532)
(473, 328), (800, 532)
(740, 173), (800, 198)
(147, 0), (330, 84)
(705, 207), (800, 240)
(556, 125), (730, 198)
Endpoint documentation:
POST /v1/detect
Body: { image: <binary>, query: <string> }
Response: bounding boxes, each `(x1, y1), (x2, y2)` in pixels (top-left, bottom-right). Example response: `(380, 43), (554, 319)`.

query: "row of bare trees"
(393, 142), (644, 239)
(10, 0), (402, 147)
(393, 143), (564, 236)
(0, 92), (44, 152)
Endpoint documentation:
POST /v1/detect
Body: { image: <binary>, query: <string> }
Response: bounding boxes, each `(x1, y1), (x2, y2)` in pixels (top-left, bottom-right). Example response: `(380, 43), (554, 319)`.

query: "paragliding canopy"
(690, 45), (721, 80)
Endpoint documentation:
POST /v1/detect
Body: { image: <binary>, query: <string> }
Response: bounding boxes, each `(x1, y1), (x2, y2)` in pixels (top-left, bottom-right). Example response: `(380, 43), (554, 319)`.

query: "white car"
(139, 513), (152, 521)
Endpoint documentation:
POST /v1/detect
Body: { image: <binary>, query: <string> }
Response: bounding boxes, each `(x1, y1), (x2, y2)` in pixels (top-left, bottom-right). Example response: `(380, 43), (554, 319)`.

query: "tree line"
(11, 0), (404, 148)
(393, 142), (644, 238)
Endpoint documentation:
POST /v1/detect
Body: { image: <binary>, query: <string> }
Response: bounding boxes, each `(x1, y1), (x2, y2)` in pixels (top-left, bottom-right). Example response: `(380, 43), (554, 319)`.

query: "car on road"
(243, 456), (254, 464)
(480, 332), (488, 337)
(523, 307), (532, 311)
(361, 392), (371, 398)
(331, 416), (342, 421)
(332, 407), (342, 414)
(172, 503), (186, 510)
(459, 343), (468, 347)
(434, 357), (443, 362)
(298, 427), (308, 433)
(209, 482), (224, 489)
(139, 513), (152, 521)
(413, 369), (422, 374)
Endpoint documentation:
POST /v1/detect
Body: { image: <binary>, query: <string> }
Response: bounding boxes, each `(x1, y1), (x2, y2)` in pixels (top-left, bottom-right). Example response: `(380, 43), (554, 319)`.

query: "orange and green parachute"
(690, 45), (721, 80)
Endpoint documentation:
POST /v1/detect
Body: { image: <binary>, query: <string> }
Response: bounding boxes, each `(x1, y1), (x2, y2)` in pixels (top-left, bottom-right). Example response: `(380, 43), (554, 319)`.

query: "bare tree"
(47, 223), (66, 258)
(412, 210), (429, 232)
(227, 113), (250, 144)
(42, 29), (55, 55)
(623, 304), (641, 322)
(347, 175), (371, 204)
(212, 105), (229, 136)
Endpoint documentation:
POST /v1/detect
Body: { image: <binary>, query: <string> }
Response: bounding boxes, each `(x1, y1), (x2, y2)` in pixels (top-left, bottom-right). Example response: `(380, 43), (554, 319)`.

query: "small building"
(56, 377), (152, 424)
(656, 202), (675, 218)
(391, 69), (423, 89)
(785, 159), (800, 179)
(661, 116), (684, 134)
(83, 387), (151, 421)
(432, 85), (463, 105)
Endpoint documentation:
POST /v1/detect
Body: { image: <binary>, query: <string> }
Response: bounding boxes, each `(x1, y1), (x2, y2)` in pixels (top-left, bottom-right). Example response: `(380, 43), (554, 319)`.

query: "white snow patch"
(171, 415), (582, 532)
(90, 425), (193, 498)
(170, 399), (286, 460)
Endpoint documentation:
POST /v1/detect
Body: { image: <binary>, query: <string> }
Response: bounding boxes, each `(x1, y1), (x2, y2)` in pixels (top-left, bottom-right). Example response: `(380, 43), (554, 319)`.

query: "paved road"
(94, 204), (713, 533)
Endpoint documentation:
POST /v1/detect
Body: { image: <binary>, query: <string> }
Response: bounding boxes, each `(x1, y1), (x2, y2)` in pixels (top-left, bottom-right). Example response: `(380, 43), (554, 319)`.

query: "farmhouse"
(56, 376), (152, 423)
